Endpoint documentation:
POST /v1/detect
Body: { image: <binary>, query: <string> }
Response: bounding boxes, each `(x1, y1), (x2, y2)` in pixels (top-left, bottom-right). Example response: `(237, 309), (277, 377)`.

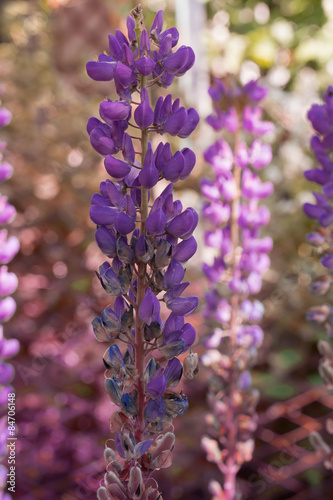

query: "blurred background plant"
(1, 0), (333, 498)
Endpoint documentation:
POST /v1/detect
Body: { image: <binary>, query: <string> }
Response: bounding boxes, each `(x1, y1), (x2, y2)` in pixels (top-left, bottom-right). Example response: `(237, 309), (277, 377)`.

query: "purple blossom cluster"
(0, 93), (19, 499)
(201, 78), (274, 500)
(87, 6), (199, 499)
(304, 86), (333, 470)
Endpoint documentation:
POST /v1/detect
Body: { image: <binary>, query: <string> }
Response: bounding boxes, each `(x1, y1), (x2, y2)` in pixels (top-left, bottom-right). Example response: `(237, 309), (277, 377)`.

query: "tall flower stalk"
(0, 92), (19, 498)
(86, 6), (199, 499)
(303, 86), (333, 470)
(200, 78), (274, 500)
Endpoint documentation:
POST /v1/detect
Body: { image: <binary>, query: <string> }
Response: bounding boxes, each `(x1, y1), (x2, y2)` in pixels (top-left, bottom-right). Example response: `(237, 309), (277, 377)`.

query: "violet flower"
(201, 78), (274, 500)
(87, 6), (199, 499)
(304, 86), (333, 470)
(0, 92), (19, 499)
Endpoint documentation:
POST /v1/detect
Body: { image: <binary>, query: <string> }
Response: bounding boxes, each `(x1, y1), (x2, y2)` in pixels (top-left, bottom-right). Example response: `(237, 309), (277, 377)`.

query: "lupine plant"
(0, 93), (19, 498)
(200, 78), (274, 500)
(86, 5), (199, 499)
(303, 86), (333, 470)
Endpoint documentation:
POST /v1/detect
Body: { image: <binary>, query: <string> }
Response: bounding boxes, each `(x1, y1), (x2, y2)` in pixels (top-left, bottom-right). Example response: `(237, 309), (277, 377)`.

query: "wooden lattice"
(240, 386), (333, 499)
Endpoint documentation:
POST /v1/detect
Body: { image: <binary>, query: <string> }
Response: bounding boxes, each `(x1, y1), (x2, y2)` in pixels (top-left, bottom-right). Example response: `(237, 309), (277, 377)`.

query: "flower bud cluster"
(0, 93), (19, 497)
(304, 86), (333, 470)
(87, 7), (199, 499)
(201, 78), (273, 498)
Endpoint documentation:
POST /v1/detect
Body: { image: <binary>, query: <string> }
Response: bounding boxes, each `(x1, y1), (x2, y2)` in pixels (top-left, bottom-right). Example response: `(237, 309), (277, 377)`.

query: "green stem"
(224, 128), (241, 500)
(134, 73), (149, 443)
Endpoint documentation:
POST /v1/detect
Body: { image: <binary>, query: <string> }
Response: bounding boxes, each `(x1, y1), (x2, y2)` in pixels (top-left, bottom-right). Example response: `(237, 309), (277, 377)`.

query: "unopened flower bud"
(306, 305), (331, 323)
(319, 361), (333, 386)
(97, 487), (110, 500)
(154, 239), (172, 268)
(310, 274), (332, 296)
(318, 339), (333, 358)
(128, 466), (143, 497)
(183, 349), (199, 379)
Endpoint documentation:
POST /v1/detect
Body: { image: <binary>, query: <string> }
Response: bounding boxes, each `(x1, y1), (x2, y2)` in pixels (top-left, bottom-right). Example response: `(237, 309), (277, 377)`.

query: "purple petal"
(114, 62), (137, 88)
(172, 236), (197, 263)
(158, 34), (173, 59)
(133, 439), (153, 459)
(127, 15), (136, 41)
(86, 61), (116, 81)
(0, 267), (18, 296)
(136, 56), (155, 76)
(164, 358), (183, 387)
(140, 28), (150, 53)
(163, 108), (187, 135)
(179, 323), (195, 350)
(164, 282), (190, 302)
(139, 288), (160, 325)
(201, 179), (220, 201)
(177, 47), (195, 76)
(90, 205), (117, 225)
(0, 162), (13, 182)
(90, 127), (116, 156)
(105, 156), (131, 179)
(92, 317), (111, 342)
(134, 101), (154, 129)
(160, 27), (179, 47)
(0, 338), (19, 358)
(115, 211), (136, 236)
(178, 108), (200, 138)
(115, 432), (126, 458)
(163, 260), (185, 289)
(163, 151), (185, 182)
(180, 148), (196, 179)
(122, 133), (135, 164)
(304, 168), (331, 185)
(303, 203), (324, 220)
(146, 374), (167, 399)
(167, 296), (198, 316)
(150, 10), (163, 34)
(159, 340), (185, 359)
(243, 80), (268, 102)
(0, 297), (16, 322)
(0, 200), (16, 224)
(0, 108), (12, 128)
(145, 209), (166, 235)
(100, 100), (131, 121)
(0, 235), (19, 264)
(162, 46), (191, 75)
(167, 208), (198, 239)
(0, 363), (14, 385)
(121, 393), (138, 415)
(144, 398), (166, 423)
(108, 34), (122, 60)
(138, 163), (159, 189)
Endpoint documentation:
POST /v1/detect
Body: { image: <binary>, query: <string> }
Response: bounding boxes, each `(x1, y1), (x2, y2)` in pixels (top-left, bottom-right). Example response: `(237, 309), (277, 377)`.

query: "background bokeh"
(1, 0), (333, 498)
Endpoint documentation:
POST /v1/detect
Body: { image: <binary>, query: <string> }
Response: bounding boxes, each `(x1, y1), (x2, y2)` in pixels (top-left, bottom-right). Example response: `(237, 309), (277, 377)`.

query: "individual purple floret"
(201, 77), (273, 500)
(87, 6), (199, 499)
(304, 86), (333, 470)
(0, 91), (19, 500)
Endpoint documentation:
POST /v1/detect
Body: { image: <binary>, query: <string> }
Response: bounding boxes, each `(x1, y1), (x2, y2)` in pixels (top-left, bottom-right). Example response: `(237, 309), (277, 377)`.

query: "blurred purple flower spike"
(201, 77), (273, 499)
(0, 92), (19, 498)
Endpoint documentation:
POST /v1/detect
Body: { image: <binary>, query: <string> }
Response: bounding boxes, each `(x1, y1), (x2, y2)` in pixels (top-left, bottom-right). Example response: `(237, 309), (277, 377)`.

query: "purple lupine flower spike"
(201, 77), (273, 500)
(87, 6), (199, 499)
(0, 91), (20, 500)
(304, 86), (333, 470)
